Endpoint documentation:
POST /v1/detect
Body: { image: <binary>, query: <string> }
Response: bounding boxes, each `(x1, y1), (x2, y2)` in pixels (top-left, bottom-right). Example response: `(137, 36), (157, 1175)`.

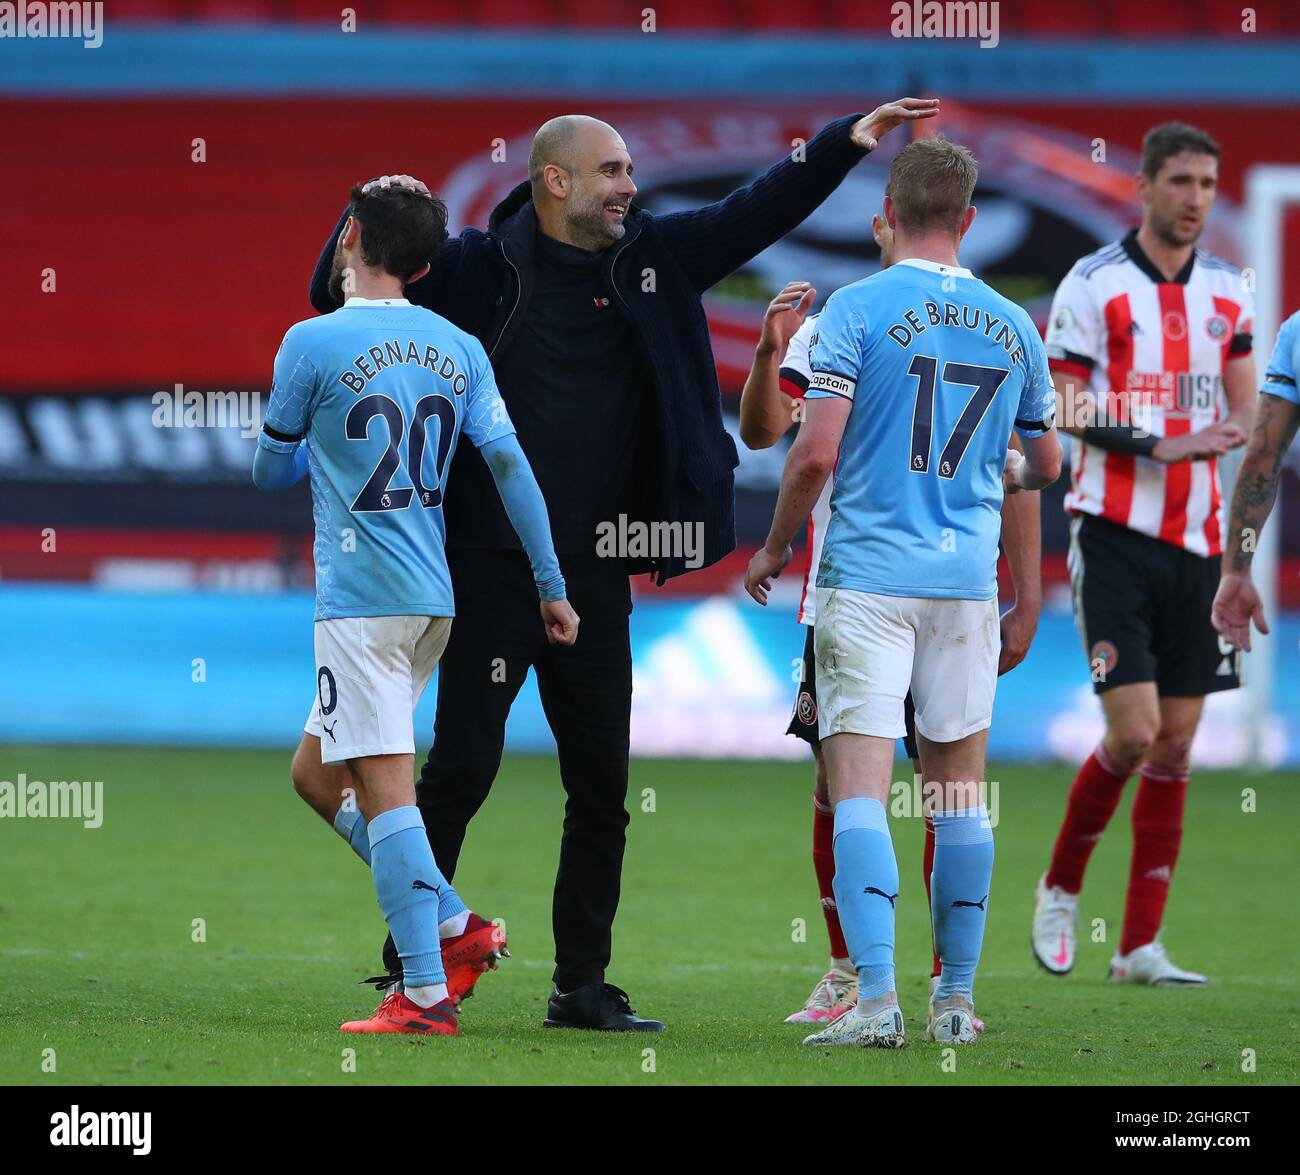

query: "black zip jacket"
(309, 113), (870, 583)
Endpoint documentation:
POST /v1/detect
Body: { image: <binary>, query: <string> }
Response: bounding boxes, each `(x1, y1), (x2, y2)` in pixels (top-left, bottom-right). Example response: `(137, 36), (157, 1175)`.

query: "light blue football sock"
(333, 804), (371, 866)
(367, 805), (447, 989)
(336, 803), (469, 930)
(931, 805), (995, 1001)
(831, 797), (898, 1003)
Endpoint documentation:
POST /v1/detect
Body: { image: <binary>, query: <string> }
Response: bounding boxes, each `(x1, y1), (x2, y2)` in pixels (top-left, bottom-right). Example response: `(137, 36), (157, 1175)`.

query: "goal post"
(1240, 165), (1299, 769)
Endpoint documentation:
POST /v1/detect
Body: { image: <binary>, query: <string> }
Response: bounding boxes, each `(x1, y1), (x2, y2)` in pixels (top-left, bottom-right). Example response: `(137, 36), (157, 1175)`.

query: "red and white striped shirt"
(1045, 230), (1253, 557)
(778, 314), (831, 626)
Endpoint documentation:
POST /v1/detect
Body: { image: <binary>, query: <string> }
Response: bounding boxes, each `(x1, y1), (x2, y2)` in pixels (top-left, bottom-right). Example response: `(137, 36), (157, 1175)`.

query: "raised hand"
(758, 282), (817, 356)
(851, 97), (941, 151)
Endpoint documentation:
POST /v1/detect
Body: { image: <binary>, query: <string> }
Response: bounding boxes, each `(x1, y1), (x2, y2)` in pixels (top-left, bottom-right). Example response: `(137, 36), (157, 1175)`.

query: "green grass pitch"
(1, 746), (1295, 1086)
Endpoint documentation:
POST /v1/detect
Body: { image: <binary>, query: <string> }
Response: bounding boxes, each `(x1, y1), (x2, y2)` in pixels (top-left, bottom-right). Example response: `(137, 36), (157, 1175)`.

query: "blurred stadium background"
(3, 0), (1299, 766)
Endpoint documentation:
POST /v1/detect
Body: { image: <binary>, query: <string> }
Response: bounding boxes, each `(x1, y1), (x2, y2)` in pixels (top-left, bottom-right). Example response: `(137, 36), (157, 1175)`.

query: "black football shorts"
(787, 625), (919, 759)
(1067, 512), (1241, 697)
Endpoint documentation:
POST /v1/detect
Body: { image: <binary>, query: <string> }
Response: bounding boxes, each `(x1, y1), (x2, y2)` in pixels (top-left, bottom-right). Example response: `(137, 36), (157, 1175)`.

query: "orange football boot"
(340, 990), (459, 1035)
(443, 913), (509, 1002)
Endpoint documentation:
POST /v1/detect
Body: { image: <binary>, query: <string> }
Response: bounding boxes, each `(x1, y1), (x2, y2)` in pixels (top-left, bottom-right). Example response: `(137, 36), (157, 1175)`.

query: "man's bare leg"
(290, 733), (368, 859)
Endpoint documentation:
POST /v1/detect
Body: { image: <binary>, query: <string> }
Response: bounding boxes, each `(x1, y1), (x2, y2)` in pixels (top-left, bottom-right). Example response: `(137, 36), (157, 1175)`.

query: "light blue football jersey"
(1261, 309), (1300, 406)
(262, 297), (515, 620)
(806, 258), (1055, 601)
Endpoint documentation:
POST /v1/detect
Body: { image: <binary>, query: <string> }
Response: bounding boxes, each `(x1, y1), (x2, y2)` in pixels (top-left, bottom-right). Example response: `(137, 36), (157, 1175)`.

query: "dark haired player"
(1034, 123), (1255, 986)
(256, 183), (578, 1033)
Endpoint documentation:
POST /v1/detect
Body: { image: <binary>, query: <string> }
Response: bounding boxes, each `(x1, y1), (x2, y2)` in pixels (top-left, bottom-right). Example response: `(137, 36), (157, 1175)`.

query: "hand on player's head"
(361, 174), (431, 196)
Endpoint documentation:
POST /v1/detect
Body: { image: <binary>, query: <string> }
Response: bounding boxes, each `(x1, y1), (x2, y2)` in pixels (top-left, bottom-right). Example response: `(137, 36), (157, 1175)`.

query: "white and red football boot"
(1109, 938), (1207, 987)
(1031, 873), (1078, 975)
(785, 962), (857, 1024)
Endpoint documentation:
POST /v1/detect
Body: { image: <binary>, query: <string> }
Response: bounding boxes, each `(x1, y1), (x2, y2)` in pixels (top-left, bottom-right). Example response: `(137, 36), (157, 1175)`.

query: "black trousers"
(382, 548), (633, 991)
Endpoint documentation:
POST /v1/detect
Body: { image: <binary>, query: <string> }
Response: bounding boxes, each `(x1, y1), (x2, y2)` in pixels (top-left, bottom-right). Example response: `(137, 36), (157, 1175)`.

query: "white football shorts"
(304, 615), (452, 764)
(814, 588), (999, 744)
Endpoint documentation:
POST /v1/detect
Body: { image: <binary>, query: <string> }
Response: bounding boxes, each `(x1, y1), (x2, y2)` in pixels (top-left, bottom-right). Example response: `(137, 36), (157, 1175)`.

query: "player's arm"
(1213, 376), (1300, 651)
(1045, 268), (1243, 462)
(1008, 330), (1063, 492)
(739, 283), (816, 450)
(996, 433), (1042, 675)
(1223, 392), (1300, 574)
(252, 441), (309, 490)
(1052, 361), (1250, 462)
(1050, 367), (1170, 456)
(1006, 428), (1062, 491)
(1047, 337), (1221, 459)
(746, 288), (860, 603)
(1045, 271), (1113, 447)
(1050, 368), (1209, 458)
(654, 101), (937, 293)
(745, 394), (850, 605)
(252, 330), (317, 491)
(477, 433), (578, 645)
(1221, 351), (1257, 435)
(461, 348), (577, 643)
(476, 433), (565, 600)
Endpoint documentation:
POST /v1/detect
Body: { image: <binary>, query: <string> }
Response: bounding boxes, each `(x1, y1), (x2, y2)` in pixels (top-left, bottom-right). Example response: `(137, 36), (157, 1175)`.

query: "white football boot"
(1109, 937), (1207, 987)
(802, 997), (906, 1048)
(929, 976), (986, 1034)
(785, 962), (858, 1024)
(924, 992), (979, 1044)
(1031, 874), (1078, 975)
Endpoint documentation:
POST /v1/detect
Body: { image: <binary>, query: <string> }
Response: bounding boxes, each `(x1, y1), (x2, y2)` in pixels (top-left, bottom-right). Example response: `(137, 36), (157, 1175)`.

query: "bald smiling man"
(307, 99), (938, 1031)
